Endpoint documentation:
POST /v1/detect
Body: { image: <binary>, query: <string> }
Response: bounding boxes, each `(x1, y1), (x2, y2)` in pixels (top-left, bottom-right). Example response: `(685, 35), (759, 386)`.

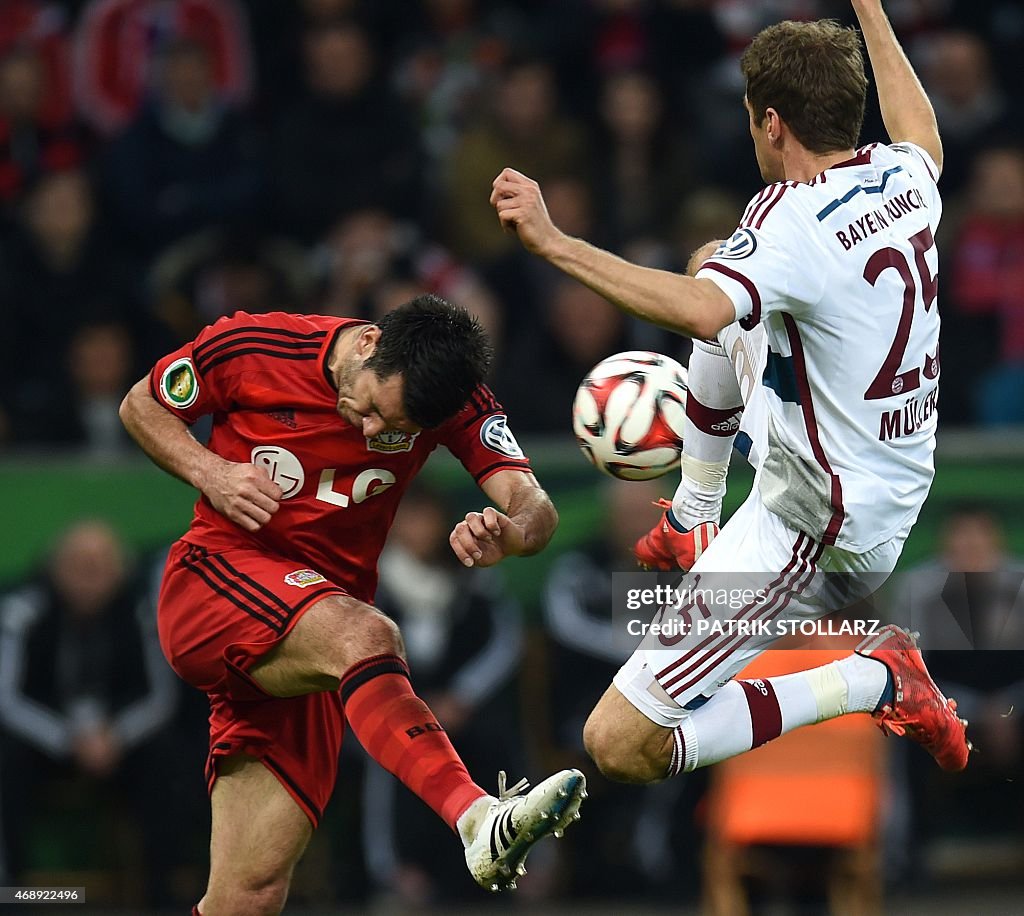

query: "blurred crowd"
(1, 0), (1023, 449)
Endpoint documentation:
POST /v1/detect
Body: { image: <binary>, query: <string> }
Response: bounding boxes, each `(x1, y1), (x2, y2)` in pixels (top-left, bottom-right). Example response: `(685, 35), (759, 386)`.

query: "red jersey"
(149, 311), (532, 603)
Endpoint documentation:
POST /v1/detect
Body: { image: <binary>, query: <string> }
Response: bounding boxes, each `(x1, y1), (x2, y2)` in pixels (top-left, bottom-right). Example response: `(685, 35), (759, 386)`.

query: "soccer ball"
(572, 351), (688, 480)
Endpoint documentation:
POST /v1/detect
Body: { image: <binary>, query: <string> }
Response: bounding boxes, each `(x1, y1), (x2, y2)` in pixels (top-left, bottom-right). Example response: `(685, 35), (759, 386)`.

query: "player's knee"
(310, 598), (405, 674)
(583, 710), (645, 784)
(352, 605), (404, 658)
(583, 707), (670, 785)
(204, 873), (289, 916)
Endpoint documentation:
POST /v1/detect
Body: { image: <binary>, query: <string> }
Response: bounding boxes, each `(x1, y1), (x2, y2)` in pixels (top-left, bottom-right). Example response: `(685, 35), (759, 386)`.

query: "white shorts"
(613, 486), (909, 728)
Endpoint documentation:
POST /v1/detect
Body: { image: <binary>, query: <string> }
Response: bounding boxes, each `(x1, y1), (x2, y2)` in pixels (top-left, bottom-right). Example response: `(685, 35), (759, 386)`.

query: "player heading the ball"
(121, 295), (586, 913)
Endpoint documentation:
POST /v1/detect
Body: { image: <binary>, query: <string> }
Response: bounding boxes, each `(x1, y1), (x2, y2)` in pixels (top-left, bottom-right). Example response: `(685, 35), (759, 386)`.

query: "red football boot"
(856, 625), (971, 772)
(633, 499), (719, 571)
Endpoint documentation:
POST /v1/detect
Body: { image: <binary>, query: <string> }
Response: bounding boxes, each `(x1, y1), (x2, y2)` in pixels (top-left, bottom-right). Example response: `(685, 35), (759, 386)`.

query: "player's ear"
(356, 325), (382, 359)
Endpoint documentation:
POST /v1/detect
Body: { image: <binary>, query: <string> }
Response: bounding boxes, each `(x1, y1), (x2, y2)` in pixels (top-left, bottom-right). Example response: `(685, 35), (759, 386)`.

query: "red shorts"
(158, 539), (348, 826)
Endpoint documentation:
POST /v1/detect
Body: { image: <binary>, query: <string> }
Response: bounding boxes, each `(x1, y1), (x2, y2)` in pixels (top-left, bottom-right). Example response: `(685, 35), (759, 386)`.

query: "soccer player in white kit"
(490, 0), (971, 781)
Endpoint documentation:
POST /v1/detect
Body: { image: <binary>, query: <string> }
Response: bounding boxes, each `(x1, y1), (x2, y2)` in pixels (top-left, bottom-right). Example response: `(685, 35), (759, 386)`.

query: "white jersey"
(697, 142), (942, 552)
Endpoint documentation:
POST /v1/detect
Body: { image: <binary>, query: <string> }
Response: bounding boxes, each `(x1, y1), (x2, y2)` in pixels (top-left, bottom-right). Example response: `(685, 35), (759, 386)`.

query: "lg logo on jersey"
(250, 446), (395, 507)
(316, 468), (396, 507)
(252, 446), (305, 498)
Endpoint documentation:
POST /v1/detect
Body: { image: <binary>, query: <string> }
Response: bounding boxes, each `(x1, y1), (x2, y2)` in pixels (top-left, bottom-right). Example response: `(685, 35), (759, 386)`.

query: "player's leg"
(197, 755), (312, 916)
(635, 336), (742, 570)
(247, 592), (586, 889)
(586, 491), (896, 782)
(248, 594), (490, 830)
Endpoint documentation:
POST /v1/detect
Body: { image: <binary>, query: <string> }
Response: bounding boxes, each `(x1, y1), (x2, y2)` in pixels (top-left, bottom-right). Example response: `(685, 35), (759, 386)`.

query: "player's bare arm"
(489, 168), (736, 341)
(449, 470), (558, 568)
(853, 0), (942, 173)
(119, 377), (283, 533)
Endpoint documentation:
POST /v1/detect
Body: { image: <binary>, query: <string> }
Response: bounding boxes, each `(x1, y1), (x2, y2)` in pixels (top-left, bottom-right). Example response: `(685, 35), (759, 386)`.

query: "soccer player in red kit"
(120, 295), (586, 915)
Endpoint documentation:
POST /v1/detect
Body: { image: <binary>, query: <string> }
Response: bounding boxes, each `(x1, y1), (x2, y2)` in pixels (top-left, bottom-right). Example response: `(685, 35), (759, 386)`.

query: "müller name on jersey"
(879, 386), (939, 442)
(834, 186), (927, 251)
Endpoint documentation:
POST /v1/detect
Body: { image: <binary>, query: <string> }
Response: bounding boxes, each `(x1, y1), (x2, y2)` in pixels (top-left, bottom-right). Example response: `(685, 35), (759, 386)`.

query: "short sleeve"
(147, 313), (252, 424)
(696, 184), (827, 330)
(888, 142), (939, 185)
(440, 385), (532, 484)
(887, 142), (942, 222)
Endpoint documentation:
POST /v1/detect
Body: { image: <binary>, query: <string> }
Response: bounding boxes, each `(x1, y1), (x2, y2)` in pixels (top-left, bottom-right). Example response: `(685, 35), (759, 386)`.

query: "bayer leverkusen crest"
(365, 430), (420, 453)
(284, 568), (327, 588)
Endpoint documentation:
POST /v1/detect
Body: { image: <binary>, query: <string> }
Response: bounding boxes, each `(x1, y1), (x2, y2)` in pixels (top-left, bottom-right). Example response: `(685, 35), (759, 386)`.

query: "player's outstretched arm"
(490, 169), (736, 341)
(120, 377), (283, 533)
(449, 470), (558, 568)
(853, 0), (942, 174)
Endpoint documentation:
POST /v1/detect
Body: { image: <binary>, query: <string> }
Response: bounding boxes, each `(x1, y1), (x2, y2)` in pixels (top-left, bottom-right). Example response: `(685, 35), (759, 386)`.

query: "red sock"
(342, 654), (487, 830)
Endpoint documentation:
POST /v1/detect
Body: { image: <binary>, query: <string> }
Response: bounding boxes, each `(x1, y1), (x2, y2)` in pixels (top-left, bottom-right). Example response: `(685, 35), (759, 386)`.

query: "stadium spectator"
(0, 1), (74, 122)
(0, 521), (183, 905)
(445, 57), (587, 263)
(0, 37), (86, 217)
(497, 277), (627, 434)
(12, 319), (137, 452)
(245, 0), (358, 112)
(72, 0), (253, 136)
(389, 0), (507, 170)
(917, 30), (1013, 194)
(149, 230), (314, 342)
(589, 69), (694, 251)
(0, 168), (136, 445)
(271, 19), (422, 242)
(541, 478), (704, 901)
(100, 36), (265, 258)
(315, 207), (504, 355)
(484, 174), (599, 362)
(364, 484), (524, 904)
(947, 145), (1024, 425)
(890, 505), (1024, 879)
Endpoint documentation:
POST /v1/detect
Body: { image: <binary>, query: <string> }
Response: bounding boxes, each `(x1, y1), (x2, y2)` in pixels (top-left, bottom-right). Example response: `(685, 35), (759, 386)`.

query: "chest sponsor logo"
(284, 568), (327, 588)
(480, 415), (524, 459)
(366, 429), (420, 453)
(317, 468), (396, 507)
(713, 228), (758, 261)
(251, 445), (305, 498)
(160, 357), (199, 409)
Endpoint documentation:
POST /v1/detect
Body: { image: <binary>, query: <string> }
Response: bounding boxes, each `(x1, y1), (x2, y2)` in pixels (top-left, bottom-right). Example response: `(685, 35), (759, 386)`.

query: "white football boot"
(464, 769), (587, 891)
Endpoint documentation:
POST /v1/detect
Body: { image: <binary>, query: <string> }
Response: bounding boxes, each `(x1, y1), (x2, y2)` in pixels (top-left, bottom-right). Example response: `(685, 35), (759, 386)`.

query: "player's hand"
(449, 506), (525, 568)
(201, 459), (283, 532)
(489, 168), (563, 256)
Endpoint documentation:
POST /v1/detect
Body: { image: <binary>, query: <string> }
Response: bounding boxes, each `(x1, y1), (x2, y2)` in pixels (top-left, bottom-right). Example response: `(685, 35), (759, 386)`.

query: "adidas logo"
(267, 409), (297, 429)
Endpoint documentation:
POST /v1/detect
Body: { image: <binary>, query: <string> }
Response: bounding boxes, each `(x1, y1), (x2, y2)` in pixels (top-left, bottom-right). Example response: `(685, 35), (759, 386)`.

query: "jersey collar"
(321, 318), (372, 391)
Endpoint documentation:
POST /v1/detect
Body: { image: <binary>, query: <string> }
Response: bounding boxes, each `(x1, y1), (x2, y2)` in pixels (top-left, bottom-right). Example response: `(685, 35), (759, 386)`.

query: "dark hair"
(365, 294), (492, 428)
(741, 20), (867, 154)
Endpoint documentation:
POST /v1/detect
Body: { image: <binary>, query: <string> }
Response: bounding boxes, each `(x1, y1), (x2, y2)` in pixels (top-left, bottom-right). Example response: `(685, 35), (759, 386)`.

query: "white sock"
(456, 795), (494, 847)
(672, 339), (741, 529)
(833, 653), (890, 713)
(669, 656), (887, 774)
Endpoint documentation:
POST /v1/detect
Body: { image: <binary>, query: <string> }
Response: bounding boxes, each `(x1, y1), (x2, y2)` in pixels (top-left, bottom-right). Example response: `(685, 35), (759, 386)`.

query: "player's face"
(336, 365), (420, 438)
(745, 96), (782, 184)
